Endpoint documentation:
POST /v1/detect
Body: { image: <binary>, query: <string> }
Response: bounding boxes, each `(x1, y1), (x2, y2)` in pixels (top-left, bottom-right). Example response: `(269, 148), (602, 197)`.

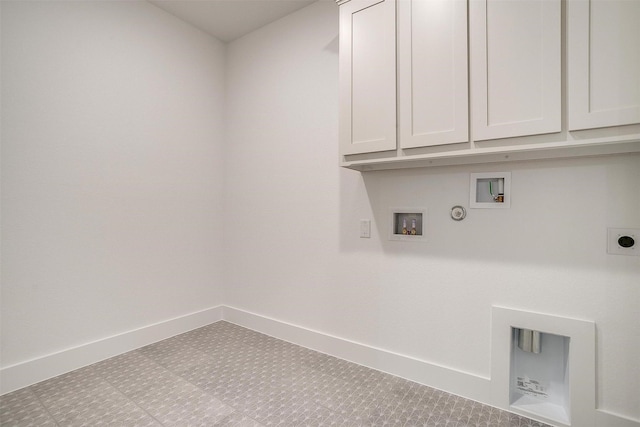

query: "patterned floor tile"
(238, 386), (307, 425)
(128, 378), (234, 426)
(0, 388), (57, 427)
(216, 411), (265, 426)
(1, 321), (553, 427)
(139, 336), (215, 374)
(39, 382), (160, 426)
(92, 350), (179, 396)
(30, 366), (106, 408)
(283, 401), (349, 426)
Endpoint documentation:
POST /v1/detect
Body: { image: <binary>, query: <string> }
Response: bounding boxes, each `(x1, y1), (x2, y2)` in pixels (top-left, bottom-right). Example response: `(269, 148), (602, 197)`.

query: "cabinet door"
(567, 0), (640, 131)
(470, 0), (561, 141)
(339, 0), (396, 155)
(398, 0), (468, 148)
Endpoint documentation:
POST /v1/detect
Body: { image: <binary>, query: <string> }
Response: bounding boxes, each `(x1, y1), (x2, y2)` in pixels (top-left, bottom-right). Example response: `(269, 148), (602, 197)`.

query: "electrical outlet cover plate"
(607, 228), (639, 256)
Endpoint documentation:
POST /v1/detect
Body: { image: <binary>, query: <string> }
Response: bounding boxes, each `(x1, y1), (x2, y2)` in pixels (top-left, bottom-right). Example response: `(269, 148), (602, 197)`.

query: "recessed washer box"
(470, 172), (511, 208)
(389, 208), (426, 241)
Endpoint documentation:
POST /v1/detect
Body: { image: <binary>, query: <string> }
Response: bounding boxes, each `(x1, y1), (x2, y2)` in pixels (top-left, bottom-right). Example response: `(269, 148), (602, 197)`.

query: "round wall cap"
(451, 206), (466, 221)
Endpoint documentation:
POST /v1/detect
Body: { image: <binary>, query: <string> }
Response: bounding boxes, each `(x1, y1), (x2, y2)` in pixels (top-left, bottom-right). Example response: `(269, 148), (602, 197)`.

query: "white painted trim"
(596, 410), (640, 427)
(222, 306), (491, 402)
(224, 306), (638, 427)
(0, 306), (223, 395)
(2, 305), (638, 427)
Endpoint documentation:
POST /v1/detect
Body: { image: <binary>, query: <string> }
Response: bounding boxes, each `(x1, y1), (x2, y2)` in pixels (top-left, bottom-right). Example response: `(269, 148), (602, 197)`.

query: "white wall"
(225, 0), (640, 420)
(1, 1), (226, 367)
(2, 0), (638, 421)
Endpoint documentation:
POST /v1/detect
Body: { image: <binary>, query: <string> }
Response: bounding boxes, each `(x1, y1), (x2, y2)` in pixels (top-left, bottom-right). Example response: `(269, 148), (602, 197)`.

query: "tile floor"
(0, 321), (551, 427)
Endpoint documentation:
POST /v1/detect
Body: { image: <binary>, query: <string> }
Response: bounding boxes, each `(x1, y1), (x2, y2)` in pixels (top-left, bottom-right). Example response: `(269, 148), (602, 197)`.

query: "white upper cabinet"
(470, 0), (561, 141)
(567, 0), (640, 131)
(337, 0), (640, 170)
(339, 0), (397, 155)
(398, 0), (468, 148)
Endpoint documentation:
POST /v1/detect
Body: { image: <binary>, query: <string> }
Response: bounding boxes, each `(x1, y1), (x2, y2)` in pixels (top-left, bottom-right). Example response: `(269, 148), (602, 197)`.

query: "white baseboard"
(2, 305), (638, 427)
(0, 306), (223, 395)
(222, 306), (639, 427)
(596, 410), (640, 427)
(222, 306), (491, 403)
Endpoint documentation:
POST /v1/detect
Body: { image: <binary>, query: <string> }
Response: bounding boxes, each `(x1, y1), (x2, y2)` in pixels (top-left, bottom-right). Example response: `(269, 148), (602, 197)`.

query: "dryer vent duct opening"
(517, 329), (541, 354)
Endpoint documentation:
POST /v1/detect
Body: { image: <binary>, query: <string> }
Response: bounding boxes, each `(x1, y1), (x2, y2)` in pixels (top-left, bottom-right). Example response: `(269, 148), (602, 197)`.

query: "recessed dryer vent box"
(510, 329), (570, 425)
(491, 307), (596, 427)
(470, 172), (511, 208)
(389, 208), (426, 241)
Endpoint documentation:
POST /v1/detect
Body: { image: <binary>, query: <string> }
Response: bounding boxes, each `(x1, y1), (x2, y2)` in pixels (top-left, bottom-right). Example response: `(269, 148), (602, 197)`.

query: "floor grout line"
(28, 387), (61, 427)
(93, 362), (168, 427)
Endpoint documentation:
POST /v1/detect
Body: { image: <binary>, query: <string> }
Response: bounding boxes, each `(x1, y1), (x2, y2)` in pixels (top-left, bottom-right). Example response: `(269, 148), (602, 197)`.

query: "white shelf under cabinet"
(341, 129), (640, 171)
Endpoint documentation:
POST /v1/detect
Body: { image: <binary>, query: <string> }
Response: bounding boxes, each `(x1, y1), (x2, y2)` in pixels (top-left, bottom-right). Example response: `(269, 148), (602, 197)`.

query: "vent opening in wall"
(510, 328), (570, 425)
(491, 307), (596, 427)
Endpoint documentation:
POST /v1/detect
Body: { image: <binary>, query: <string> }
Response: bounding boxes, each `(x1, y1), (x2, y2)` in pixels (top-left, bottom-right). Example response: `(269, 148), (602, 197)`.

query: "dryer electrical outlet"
(607, 228), (639, 256)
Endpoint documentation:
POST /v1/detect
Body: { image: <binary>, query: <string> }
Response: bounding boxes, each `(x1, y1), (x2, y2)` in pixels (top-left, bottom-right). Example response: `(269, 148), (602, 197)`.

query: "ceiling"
(149, 0), (318, 43)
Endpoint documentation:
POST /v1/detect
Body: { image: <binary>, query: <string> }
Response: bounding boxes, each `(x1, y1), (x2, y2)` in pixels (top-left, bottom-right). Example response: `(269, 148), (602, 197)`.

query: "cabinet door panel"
(568, 0), (640, 130)
(340, 0), (396, 155)
(398, 0), (468, 148)
(470, 0), (561, 141)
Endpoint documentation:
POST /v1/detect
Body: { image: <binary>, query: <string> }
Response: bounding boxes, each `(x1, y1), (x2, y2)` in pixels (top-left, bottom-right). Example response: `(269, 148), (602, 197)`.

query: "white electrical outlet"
(607, 228), (639, 256)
